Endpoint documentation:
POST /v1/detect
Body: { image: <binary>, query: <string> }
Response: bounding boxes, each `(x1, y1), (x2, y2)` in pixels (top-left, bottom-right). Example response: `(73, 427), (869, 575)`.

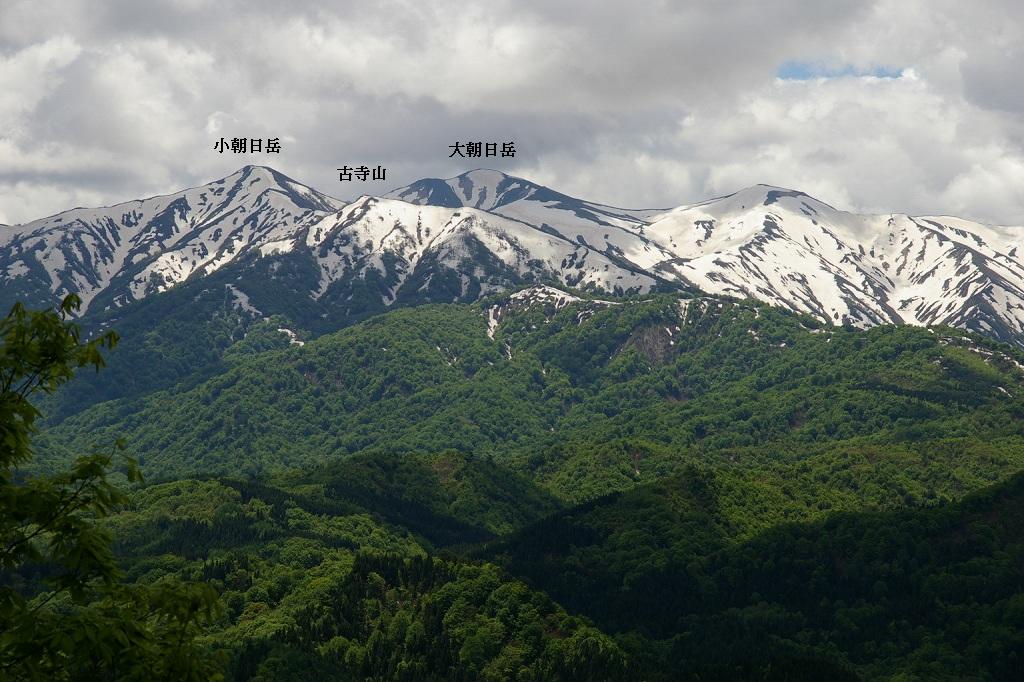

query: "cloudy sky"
(1, 0), (1023, 225)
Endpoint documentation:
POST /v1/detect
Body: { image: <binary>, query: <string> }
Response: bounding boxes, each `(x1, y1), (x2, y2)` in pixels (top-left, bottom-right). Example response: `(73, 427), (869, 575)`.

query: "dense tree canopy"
(15, 288), (1024, 679)
(0, 296), (223, 681)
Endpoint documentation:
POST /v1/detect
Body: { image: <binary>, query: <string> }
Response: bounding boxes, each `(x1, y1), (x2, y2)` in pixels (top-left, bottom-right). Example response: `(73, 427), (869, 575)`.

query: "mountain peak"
(0, 165), (343, 314)
(222, 164), (281, 184)
(214, 165), (341, 213)
(454, 168), (513, 182)
(231, 164), (292, 184)
(679, 184), (840, 219)
(386, 168), (538, 210)
(5, 167), (1024, 347)
(217, 164), (275, 184)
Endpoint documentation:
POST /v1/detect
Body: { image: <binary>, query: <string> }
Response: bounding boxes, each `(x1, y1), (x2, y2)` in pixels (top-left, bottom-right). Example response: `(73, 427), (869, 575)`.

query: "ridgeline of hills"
(3, 165), (1024, 346)
(22, 281), (1024, 679)
(6, 168), (1024, 678)
(41, 286), (1024, 492)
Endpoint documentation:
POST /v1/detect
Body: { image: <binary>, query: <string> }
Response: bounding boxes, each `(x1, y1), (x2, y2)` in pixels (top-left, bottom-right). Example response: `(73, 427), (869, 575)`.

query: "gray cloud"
(1, 0), (1023, 225)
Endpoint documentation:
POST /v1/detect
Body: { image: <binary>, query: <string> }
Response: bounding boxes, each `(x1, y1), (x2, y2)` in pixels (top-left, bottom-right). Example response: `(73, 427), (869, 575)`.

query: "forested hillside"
(16, 286), (1024, 679)
(488, 468), (1024, 678)
(103, 476), (626, 680)
(42, 289), (1024, 493)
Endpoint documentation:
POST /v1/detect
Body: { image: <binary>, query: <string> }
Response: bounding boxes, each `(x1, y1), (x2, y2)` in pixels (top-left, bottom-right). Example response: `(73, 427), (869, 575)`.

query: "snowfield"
(3, 166), (1023, 346)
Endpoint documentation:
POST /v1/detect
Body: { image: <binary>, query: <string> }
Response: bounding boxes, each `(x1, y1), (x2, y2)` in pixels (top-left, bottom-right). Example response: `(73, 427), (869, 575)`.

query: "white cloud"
(0, 0), (1022, 225)
(0, 36), (81, 129)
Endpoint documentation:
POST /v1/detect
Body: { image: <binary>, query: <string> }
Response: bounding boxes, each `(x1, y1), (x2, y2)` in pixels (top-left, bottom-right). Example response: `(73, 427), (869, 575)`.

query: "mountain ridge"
(4, 165), (1023, 346)
(0, 165), (344, 313)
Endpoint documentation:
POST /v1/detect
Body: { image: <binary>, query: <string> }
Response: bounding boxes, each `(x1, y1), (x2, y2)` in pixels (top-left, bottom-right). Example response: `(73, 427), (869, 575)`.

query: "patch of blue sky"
(777, 61), (904, 80)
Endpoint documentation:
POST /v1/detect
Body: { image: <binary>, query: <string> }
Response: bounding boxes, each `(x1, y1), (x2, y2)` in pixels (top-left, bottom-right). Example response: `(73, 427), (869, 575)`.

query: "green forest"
(4, 285), (1024, 679)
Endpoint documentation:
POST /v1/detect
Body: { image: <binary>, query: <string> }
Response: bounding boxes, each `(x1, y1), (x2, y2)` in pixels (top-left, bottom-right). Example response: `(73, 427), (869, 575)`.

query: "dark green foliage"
(40, 295), (1024, 505)
(42, 282), (259, 422)
(27, 286), (1024, 679)
(308, 450), (562, 541)
(105, 474), (624, 680)
(0, 296), (223, 680)
(269, 553), (628, 681)
(488, 469), (1024, 680)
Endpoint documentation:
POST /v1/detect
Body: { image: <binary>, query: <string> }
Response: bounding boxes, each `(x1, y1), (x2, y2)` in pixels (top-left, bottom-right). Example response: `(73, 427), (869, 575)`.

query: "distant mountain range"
(3, 165), (1023, 345)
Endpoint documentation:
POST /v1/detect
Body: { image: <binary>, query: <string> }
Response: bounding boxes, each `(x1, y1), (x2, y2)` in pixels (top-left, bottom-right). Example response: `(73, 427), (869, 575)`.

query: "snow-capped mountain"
(304, 193), (655, 306)
(3, 166), (1023, 346)
(644, 185), (1024, 342)
(388, 172), (1024, 344)
(387, 169), (674, 274)
(0, 166), (343, 313)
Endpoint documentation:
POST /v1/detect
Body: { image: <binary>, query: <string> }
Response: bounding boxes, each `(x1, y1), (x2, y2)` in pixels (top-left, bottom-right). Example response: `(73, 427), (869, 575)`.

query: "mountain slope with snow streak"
(0, 166), (343, 314)
(391, 172), (1024, 344)
(3, 167), (1023, 346)
(387, 169), (674, 273)
(304, 194), (656, 305)
(645, 184), (1024, 342)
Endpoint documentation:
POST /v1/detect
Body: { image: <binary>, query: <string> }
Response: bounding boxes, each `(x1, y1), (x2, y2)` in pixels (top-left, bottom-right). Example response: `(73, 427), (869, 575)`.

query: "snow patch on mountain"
(5, 167), (1024, 347)
(226, 284), (261, 315)
(277, 327), (304, 346)
(0, 166), (343, 313)
(485, 284), (620, 339)
(305, 195), (655, 303)
(641, 185), (1024, 343)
